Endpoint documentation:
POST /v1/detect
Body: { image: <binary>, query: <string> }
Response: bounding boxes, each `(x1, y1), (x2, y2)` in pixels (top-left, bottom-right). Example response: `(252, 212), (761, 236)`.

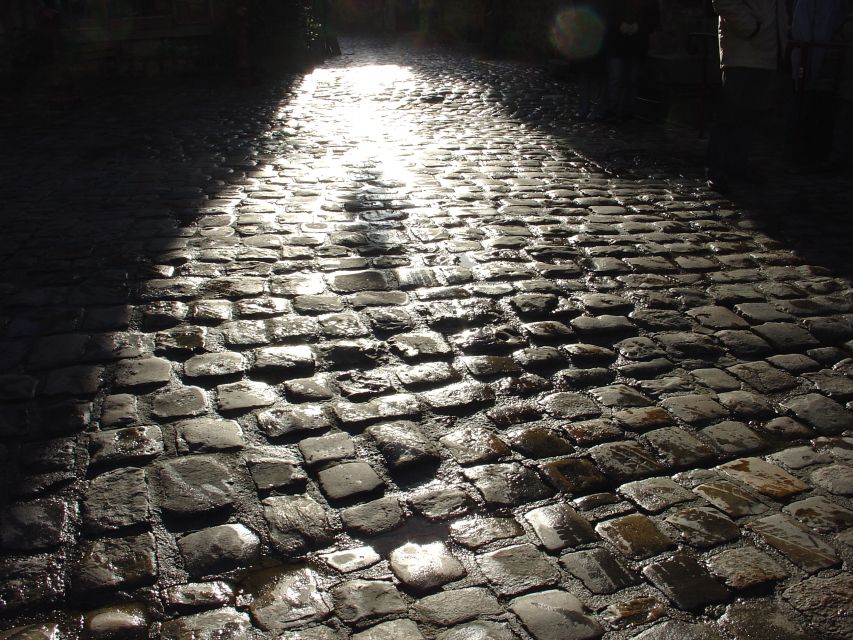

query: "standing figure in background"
(607, 0), (661, 120)
(706, 0), (789, 192)
(826, 1), (853, 171)
(788, 0), (847, 164)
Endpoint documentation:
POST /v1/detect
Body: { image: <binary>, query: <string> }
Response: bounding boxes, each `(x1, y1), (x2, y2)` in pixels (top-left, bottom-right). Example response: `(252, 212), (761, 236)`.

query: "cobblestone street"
(2, 37), (853, 639)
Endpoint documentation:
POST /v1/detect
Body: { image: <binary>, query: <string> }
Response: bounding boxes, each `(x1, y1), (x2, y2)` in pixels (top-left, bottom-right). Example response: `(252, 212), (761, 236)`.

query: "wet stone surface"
(2, 35), (853, 639)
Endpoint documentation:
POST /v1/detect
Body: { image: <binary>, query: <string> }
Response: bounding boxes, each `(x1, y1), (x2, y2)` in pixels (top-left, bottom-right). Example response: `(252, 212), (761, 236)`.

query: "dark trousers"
(706, 67), (775, 179)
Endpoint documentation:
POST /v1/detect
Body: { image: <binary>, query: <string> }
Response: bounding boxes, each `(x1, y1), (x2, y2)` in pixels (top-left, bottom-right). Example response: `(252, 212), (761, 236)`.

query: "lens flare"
(549, 7), (606, 61)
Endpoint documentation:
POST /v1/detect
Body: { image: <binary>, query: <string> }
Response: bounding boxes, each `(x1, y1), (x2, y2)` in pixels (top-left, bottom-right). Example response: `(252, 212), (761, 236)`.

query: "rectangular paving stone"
(749, 514), (840, 572)
(476, 543), (561, 596)
(707, 546), (788, 589)
(595, 513), (675, 559)
(717, 457), (809, 499)
(692, 479), (769, 517)
(783, 496), (853, 532)
(510, 590), (604, 640)
(642, 552), (731, 611)
(524, 503), (596, 551)
(560, 548), (641, 594)
(588, 440), (664, 483)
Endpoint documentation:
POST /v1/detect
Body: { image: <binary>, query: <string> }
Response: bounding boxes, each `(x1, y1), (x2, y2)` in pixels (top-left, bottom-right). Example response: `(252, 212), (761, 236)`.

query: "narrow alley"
(1, 37), (852, 640)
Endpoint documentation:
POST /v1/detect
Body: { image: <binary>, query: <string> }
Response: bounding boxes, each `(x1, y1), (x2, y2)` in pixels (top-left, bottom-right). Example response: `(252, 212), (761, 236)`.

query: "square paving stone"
(692, 479), (769, 517)
(783, 495), (853, 532)
(588, 440), (664, 483)
(463, 463), (553, 507)
(113, 357), (172, 388)
(781, 393), (853, 434)
(618, 477), (695, 512)
(563, 418), (623, 445)
(504, 425), (574, 458)
(717, 457), (809, 499)
(449, 516), (524, 549)
(476, 543), (561, 596)
(332, 394), (421, 426)
(421, 383), (495, 411)
(178, 524), (260, 577)
(665, 506), (740, 548)
(630, 620), (725, 640)
(413, 586), (503, 626)
(440, 426), (510, 465)
(175, 418), (245, 453)
(541, 392), (601, 419)
(330, 580), (407, 625)
(366, 421), (439, 469)
(263, 495), (334, 556)
(388, 332), (452, 360)
(253, 345), (315, 373)
(341, 497), (405, 536)
(749, 514), (840, 572)
(317, 462), (384, 501)
(706, 546), (788, 589)
(716, 391), (775, 419)
(719, 601), (810, 640)
(701, 421), (768, 456)
(510, 590), (603, 640)
(298, 432), (355, 466)
(249, 567), (331, 632)
(353, 620), (424, 640)
(75, 532), (159, 591)
(660, 394), (728, 425)
(184, 352), (247, 379)
(82, 467), (149, 533)
(782, 573), (853, 640)
(560, 548), (641, 594)
(389, 541), (466, 591)
(641, 551), (731, 611)
(150, 386), (208, 419)
(811, 463), (853, 495)
(524, 503), (596, 551)
(159, 456), (236, 516)
(89, 425), (164, 465)
(541, 457), (608, 494)
(0, 499), (70, 551)
(216, 380), (277, 411)
(246, 455), (307, 491)
(595, 514), (675, 559)
(409, 488), (475, 521)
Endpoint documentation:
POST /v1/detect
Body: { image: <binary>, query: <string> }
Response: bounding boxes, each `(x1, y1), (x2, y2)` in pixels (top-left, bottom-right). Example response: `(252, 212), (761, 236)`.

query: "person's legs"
(607, 56), (627, 118)
(623, 57), (644, 118)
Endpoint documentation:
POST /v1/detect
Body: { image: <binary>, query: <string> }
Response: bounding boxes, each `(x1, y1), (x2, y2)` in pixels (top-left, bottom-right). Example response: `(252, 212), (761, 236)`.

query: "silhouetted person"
(607, 0), (660, 120)
(706, 0), (789, 192)
(827, 1), (853, 171)
(562, 0), (615, 120)
(788, 0), (847, 163)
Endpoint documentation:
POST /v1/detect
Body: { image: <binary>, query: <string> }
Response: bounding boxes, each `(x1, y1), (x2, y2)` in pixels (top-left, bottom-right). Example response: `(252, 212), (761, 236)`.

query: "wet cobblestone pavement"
(2, 37), (853, 639)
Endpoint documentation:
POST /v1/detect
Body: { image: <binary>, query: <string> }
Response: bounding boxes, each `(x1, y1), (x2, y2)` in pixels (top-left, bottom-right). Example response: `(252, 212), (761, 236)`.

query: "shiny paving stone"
(321, 546), (381, 573)
(298, 432), (355, 466)
(250, 568), (331, 631)
(177, 524), (260, 577)
(340, 497), (405, 536)
(330, 580), (407, 625)
(719, 601), (809, 640)
(523, 503), (596, 551)
(783, 495), (853, 531)
(317, 462), (384, 501)
(159, 456), (235, 516)
(510, 590), (603, 640)
(477, 543), (561, 596)
(706, 546), (788, 589)
(366, 421), (439, 469)
(435, 621), (518, 640)
(88, 425), (163, 465)
(717, 457), (809, 498)
(618, 477), (695, 512)
(440, 425), (510, 465)
(352, 620), (424, 640)
(629, 620), (725, 640)
(810, 463), (853, 495)
(642, 552), (731, 611)
(263, 495), (334, 556)
(81, 468), (149, 533)
(665, 506), (740, 548)
(0, 499), (70, 551)
(749, 514), (840, 571)
(159, 608), (252, 640)
(449, 516), (525, 549)
(781, 393), (853, 434)
(83, 603), (149, 640)
(595, 514), (675, 559)
(692, 479), (769, 517)
(783, 572), (853, 640)
(464, 463), (553, 507)
(162, 581), (235, 612)
(389, 541), (466, 591)
(174, 418), (245, 453)
(413, 587), (503, 625)
(75, 532), (158, 591)
(559, 548), (641, 594)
